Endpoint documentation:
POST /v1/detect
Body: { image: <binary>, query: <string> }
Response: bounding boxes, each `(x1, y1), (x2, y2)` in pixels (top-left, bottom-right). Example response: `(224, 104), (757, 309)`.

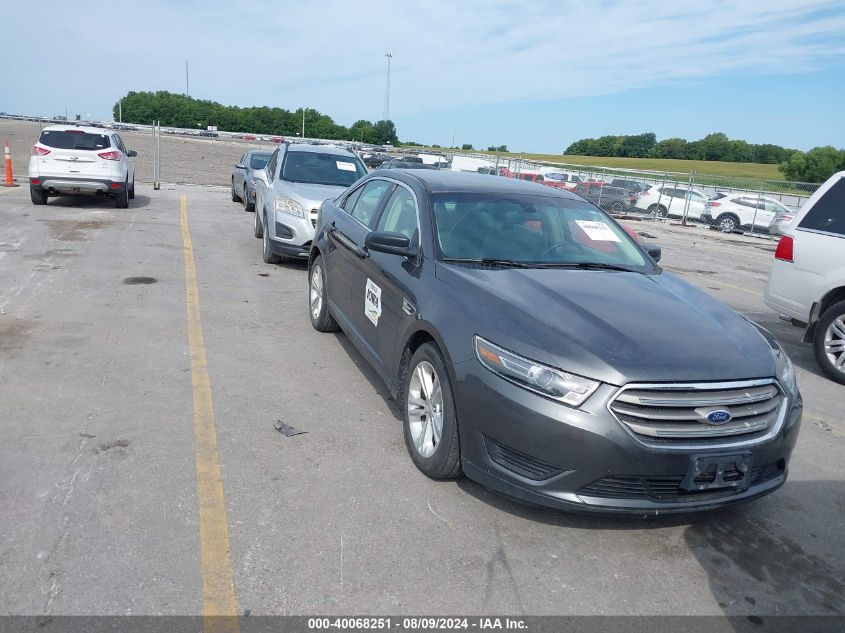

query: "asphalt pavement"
(0, 184), (842, 618)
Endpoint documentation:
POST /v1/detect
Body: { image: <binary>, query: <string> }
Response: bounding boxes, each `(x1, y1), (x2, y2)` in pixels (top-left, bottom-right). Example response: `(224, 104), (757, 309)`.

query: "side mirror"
(365, 231), (417, 258)
(644, 243), (662, 262)
(235, 163), (245, 169)
(128, 150), (138, 157)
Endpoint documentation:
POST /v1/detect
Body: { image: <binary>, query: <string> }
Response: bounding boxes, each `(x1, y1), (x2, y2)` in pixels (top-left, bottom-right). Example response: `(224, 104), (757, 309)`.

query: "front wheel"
(30, 187), (47, 205)
(813, 301), (845, 384)
(231, 179), (241, 202)
(403, 343), (463, 480)
(254, 206), (264, 238)
(611, 201), (624, 213)
(262, 213), (281, 264)
(647, 204), (667, 218)
(128, 179), (135, 199)
(309, 255), (339, 332)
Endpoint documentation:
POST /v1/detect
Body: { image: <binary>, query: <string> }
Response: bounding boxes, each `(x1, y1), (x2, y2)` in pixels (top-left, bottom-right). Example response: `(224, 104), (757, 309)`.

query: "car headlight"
(274, 197), (305, 218)
(777, 348), (797, 393)
(474, 336), (599, 406)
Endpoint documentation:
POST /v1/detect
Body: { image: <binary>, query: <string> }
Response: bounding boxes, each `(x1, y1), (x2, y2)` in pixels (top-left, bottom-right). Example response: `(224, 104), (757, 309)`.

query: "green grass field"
(427, 149), (785, 181)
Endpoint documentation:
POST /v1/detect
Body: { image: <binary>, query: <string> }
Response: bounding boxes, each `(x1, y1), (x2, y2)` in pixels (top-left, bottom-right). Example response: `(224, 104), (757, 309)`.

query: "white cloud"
(1, 0), (843, 124)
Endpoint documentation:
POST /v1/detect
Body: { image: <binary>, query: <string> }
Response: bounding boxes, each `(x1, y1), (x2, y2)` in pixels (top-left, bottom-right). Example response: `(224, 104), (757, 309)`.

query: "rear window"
(798, 177), (845, 236)
(250, 153), (271, 169)
(39, 130), (111, 151)
(280, 151), (367, 186)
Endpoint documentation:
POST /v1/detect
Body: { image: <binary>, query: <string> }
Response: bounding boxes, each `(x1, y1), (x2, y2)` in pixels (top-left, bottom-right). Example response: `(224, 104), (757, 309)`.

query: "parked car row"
(229, 146), (805, 515)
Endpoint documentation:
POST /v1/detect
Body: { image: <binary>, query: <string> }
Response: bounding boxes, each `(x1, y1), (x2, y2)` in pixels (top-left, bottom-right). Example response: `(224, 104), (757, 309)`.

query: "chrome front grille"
(608, 380), (784, 445)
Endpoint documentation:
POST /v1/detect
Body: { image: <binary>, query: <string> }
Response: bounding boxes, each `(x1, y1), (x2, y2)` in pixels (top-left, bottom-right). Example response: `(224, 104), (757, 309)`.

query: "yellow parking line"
(180, 194), (239, 632)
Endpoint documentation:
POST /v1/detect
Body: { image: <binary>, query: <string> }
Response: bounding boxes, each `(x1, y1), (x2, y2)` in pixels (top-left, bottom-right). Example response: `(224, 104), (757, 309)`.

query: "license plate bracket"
(681, 452), (752, 493)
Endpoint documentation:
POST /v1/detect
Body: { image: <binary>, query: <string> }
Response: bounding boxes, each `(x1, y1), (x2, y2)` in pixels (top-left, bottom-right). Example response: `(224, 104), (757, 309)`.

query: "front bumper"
(30, 177), (125, 195)
(453, 360), (802, 515)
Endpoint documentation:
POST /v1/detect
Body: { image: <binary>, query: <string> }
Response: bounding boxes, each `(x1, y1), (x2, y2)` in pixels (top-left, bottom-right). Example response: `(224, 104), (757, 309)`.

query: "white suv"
(28, 125), (136, 208)
(764, 171), (845, 383)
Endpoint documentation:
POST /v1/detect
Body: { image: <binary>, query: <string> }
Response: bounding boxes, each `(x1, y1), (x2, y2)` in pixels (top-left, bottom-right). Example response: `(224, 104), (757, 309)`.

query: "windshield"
(432, 192), (649, 269)
(280, 151), (367, 186)
(250, 153), (271, 169)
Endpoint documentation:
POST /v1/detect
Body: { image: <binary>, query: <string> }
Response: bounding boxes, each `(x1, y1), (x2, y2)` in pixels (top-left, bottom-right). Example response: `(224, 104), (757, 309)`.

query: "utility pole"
(186, 60), (189, 97)
(119, 100), (122, 124)
(452, 130), (456, 147)
(383, 52), (392, 121)
(301, 108), (305, 138)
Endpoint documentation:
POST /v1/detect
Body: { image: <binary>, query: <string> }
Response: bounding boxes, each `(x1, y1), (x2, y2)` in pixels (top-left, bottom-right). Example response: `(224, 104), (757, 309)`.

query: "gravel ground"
(1, 118), (279, 187)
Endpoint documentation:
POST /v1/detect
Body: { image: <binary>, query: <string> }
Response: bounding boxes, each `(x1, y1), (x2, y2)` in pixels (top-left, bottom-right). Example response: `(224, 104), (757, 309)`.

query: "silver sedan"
(231, 150), (273, 212)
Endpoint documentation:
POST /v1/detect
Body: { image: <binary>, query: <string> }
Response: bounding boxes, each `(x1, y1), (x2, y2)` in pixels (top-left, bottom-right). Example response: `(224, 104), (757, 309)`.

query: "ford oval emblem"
(706, 410), (733, 425)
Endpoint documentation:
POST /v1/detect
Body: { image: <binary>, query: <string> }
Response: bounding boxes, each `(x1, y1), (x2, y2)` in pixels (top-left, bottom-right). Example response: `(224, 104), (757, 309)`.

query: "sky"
(1, 0), (844, 153)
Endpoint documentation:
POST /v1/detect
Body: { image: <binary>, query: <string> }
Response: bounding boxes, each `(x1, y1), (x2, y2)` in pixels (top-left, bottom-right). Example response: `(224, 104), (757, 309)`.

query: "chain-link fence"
(441, 151), (820, 238)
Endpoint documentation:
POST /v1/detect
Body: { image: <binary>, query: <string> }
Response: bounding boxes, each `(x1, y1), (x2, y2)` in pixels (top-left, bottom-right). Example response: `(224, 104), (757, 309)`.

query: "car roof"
(380, 169), (582, 199)
(285, 143), (356, 157)
(41, 124), (116, 135)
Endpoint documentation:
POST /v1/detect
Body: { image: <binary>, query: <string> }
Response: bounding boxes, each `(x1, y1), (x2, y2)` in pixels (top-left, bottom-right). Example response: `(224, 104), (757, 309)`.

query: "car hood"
(276, 181), (348, 208)
(435, 264), (775, 385)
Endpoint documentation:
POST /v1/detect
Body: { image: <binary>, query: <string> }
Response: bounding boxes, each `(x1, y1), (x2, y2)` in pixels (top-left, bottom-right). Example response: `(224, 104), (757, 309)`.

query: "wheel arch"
(394, 324), (458, 400)
(805, 286), (845, 342)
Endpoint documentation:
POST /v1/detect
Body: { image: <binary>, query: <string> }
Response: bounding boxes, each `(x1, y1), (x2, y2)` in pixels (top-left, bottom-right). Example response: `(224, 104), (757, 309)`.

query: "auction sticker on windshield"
(575, 220), (621, 242)
(365, 278), (382, 326)
(337, 161), (357, 172)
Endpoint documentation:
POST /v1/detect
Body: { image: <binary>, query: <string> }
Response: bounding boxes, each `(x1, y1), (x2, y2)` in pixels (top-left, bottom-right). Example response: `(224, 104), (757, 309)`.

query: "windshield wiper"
(532, 262), (639, 272)
(442, 257), (534, 268)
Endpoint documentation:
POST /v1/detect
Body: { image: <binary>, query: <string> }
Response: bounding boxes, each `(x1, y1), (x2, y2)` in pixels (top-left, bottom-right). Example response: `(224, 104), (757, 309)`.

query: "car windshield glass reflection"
(432, 192), (648, 269)
(281, 151), (367, 186)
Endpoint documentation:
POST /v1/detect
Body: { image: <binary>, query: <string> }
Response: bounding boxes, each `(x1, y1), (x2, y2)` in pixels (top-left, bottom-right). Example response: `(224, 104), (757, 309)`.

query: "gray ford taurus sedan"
(308, 170), (802, 514)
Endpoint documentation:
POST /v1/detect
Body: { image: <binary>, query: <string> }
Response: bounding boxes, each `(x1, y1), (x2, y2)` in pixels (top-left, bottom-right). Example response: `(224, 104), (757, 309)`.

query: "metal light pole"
(301, 108), (305, 138)
(186, 60), (189, 96)
(383, 53), (392, 121)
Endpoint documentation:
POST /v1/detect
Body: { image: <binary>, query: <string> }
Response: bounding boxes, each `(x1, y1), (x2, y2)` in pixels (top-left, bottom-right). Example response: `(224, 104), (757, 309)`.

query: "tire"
(402, 343), (463, 480)
(611, 201), (624, 213)
(114, 180), (129, 209)
(308, 255), (339, 332)
(715, 213), (739, 232)
(231, 179), (241, 202)
(813, 301), (845, 385)
(647, 204), (667, 218)
(262, 213), (281, 264)
(128, 179), (135, 199)
(254, 206), (264, 238)
(30, 187), (47, 206)
(243, 184), (254, 212)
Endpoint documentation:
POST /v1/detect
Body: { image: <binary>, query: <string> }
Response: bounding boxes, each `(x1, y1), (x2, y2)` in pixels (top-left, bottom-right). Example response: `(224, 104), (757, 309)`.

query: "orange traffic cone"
(2, 137), (19, 187)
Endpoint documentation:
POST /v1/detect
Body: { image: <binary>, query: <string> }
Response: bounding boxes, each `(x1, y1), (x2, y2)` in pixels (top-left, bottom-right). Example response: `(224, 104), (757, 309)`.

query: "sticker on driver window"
(365, 278), (382, 326)
(337, 161), (357, 172)
(575, 220), (621, 242)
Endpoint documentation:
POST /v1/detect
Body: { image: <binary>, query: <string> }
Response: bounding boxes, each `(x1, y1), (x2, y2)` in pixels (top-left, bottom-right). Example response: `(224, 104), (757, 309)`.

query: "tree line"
(564, 132), (844, 182)
(113, 91), (399, 145)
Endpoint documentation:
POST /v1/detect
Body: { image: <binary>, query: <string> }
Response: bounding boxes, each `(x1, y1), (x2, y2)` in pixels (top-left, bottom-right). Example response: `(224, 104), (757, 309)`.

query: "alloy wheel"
(310, 264), (323, 320)
(407, 361), (444, 458)
(824, 316), (845, 374)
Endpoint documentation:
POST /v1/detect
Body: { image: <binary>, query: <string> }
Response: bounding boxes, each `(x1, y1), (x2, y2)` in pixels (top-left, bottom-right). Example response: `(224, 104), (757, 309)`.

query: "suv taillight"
(707, 201), (721, 207)
(32, 145), (51, 156)
(98, 150), (121, 161)
(775, 235), (794, 262)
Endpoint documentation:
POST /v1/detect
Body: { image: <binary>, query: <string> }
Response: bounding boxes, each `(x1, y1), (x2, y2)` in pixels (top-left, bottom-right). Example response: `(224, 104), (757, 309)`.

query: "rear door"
(34, 129), (112, 178)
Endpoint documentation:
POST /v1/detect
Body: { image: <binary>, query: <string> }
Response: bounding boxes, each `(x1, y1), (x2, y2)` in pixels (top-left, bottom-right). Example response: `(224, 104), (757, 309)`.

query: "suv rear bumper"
(30, 177), (126, 195)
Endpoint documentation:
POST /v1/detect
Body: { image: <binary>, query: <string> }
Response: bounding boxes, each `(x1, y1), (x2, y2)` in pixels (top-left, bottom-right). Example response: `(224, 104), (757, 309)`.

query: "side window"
(266, 150), (279, 182)
(376, 186), (418, 241)
(349, 180), (392, 226)
(798, 178), (845, 236)
(342, 186), (364, 211)
(116, 135), (128, 154)
(764, 200), (787, 213)
(239, 153), (246, 166)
